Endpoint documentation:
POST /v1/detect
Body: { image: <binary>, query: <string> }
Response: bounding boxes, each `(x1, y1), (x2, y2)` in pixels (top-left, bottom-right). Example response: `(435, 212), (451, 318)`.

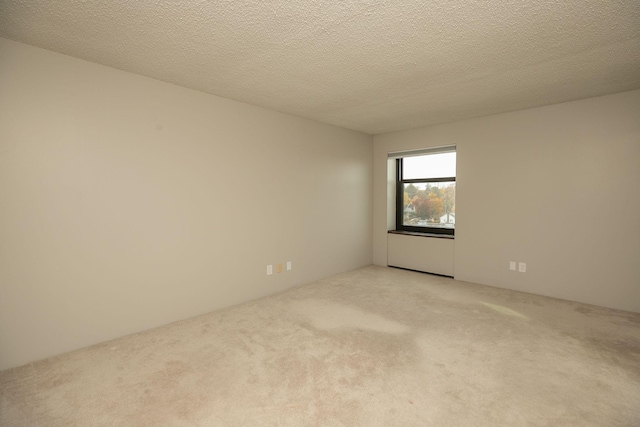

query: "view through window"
(396, 150), (456, 235)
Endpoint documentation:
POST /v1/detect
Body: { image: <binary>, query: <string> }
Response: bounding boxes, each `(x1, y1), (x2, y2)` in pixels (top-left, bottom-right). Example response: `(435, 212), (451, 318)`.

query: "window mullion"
(401, 177), (455, 184)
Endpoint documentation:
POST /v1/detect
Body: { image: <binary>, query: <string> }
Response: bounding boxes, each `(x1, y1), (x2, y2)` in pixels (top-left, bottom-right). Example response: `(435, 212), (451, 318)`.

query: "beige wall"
(374, 90), (640, 313)
(387, 234), (454, 276)
(0, 38), (373, 370)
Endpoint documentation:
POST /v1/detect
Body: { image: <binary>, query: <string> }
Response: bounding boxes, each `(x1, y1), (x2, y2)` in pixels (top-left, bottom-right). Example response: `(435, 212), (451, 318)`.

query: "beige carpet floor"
(1, 265), (639, 426)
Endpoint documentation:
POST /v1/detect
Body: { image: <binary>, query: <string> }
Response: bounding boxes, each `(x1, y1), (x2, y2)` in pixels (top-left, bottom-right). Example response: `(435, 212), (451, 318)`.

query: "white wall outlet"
(518, 262), (526, 273)
(509, 261), (516, 271)
(266, 265), (273, 275)
(286, 261), (292, 271)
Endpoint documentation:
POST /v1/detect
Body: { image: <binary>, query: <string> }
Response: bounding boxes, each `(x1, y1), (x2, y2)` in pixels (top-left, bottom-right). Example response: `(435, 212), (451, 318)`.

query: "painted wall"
(0, 38), (373, 370)
(387, 234), (454, 276)
(374, 90), (640, 313)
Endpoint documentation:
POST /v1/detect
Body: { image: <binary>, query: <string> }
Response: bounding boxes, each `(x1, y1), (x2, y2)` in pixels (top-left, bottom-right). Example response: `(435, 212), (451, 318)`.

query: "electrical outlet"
(509, 261), (516, 271)
(266, 265), (273, 275)
(286, 261), (292, 271)
(518, 262), (526, 273)
(277, 264), (282, 273)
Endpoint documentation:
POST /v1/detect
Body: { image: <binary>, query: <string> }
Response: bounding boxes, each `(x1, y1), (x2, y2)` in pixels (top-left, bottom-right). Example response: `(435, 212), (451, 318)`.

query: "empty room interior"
(1, 1), (639, 426)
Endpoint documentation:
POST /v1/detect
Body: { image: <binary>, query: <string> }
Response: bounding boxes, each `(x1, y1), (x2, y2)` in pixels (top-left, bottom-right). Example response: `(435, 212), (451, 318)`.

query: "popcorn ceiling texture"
(1, 0), (639, 133)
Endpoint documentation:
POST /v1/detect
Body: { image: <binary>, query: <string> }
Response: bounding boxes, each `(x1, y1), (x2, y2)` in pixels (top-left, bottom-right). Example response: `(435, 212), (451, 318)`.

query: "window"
(394, 147), (456, 236)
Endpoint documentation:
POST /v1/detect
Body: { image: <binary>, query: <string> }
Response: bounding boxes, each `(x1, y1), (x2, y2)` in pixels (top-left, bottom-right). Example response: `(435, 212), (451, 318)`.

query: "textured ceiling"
(1, 1), (640, 134)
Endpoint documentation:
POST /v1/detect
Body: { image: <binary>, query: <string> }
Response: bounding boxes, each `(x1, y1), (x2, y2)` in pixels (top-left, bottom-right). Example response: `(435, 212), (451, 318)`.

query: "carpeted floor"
(1, 265), (639, 426)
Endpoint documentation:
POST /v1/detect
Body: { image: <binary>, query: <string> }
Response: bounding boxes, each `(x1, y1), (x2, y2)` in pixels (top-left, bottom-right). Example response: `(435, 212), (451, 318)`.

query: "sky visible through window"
(403, 152), (456, 180)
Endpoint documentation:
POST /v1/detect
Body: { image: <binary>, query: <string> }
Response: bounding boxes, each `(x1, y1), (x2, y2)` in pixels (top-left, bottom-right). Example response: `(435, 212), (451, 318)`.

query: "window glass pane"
(402, 182), (455, 229)
(403, 152), (456, 180)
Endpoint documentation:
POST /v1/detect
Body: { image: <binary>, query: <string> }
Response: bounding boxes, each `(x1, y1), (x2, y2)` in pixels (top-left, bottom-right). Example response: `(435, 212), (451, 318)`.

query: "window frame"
(395, 157), (456, 236)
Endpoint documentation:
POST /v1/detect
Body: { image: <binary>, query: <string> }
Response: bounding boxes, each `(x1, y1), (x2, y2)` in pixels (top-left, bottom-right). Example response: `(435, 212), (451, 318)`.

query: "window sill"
(388, 230), (454, 239)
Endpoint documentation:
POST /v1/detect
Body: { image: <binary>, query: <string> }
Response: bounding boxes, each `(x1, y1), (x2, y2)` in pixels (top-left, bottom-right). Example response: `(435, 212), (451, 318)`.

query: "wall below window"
(388, 233), (454, 276)
(374, 89), (640, 313)
(0, 38), (373, 370)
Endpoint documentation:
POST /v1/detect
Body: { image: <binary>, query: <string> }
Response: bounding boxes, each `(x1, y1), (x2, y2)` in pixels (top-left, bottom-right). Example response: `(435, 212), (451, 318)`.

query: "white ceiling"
(1, 1), (639, 134)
